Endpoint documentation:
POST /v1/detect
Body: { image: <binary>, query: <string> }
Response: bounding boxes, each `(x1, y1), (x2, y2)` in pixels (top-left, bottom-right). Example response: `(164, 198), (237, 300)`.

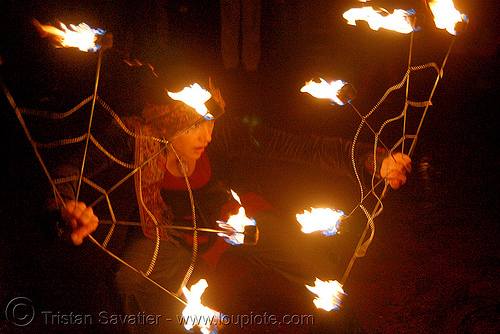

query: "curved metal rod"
(88, 235), (187, 305)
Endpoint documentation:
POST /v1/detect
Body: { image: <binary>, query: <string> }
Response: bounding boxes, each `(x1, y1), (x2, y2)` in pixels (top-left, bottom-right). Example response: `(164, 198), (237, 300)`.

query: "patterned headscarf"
(134, 82), (225, 241)
(142, 101), (200, 140)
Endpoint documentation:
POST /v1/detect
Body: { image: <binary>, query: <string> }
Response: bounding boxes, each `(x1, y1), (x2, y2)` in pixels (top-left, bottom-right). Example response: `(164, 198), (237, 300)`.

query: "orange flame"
(306, 278), (346, 311)
(217, 190), (256, 245)
(167, 83), (213, 118)
(181, 279), (221, 334)
(343, 6), (416, 34)
(296, 207), (344, 236)
(300, 79), (346, 106)
(34, 20), (104, 52)
(428, 0), (467, 35)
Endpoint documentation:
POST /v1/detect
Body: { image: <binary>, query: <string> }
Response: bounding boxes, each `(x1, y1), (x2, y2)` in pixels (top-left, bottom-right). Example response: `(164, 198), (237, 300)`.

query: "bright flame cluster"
(300, 79), (347, 106)
(306, 278), (346, 312)
(217, 190), (256, 245)
(182, 279), (222, 334)
(35, 21), (105, 52)
(428, 0), (468, 35)
(342, 0), (466, 36)
(343, 7), (416, 34)
(168, 83), (213, 118)
(296, 207), (344, 236)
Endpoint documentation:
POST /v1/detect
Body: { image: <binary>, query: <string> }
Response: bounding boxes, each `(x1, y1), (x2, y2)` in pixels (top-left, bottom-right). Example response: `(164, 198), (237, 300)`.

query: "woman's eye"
(185, 120), (213, 134)
(192, 122), (205, 130)
(185, 124), (199, 133)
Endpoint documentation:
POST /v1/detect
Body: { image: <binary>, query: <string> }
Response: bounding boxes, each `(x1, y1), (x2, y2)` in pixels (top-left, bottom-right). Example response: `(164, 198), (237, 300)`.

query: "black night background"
(1, 1), (498, 333)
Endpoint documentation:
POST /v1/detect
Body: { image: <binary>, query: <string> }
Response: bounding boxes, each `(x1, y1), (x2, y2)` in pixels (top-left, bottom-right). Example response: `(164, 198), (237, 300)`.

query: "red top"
(161, 152), (212, 190)
(160, 152), (273, 219)
(160, 152), (274, 268)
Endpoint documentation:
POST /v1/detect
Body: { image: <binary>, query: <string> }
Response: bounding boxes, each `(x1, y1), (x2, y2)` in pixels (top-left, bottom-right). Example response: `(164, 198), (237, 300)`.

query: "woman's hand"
(380, 153), (412, 189)
(61, 200), (99, 245)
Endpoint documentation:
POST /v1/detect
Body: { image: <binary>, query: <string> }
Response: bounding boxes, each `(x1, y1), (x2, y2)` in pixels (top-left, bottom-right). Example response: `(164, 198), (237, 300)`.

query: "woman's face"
(170, 120), (214, 161)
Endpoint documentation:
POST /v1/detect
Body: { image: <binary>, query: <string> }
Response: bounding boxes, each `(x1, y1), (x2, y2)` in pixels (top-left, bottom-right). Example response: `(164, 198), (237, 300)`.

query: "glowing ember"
(217, 190), (256, 245)
(343, 6), (416, 34)
(306, 278), (346, 311)
(300, 79), (347, 106)
(34, 20), (105, 52)
(181, 279), (222, 334)
(296, 207), (344, 236)
(428, 0), (468, 35)
(168, 83), (213, 118)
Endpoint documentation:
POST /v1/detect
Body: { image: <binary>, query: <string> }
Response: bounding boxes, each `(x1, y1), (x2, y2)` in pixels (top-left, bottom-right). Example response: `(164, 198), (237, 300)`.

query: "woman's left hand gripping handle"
(61, 200), (99, 245)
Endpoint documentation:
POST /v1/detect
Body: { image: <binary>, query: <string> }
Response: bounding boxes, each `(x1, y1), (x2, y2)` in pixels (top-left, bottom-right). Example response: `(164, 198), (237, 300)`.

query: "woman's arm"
(210, 114), (411, 189)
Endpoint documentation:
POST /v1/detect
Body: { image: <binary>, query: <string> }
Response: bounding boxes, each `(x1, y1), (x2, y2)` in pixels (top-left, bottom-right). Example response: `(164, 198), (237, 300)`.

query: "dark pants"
(115, 209), (341, 333)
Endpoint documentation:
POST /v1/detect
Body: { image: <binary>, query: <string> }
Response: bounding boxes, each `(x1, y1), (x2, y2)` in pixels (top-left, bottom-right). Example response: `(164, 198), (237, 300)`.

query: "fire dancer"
(56, 90), (411, 333)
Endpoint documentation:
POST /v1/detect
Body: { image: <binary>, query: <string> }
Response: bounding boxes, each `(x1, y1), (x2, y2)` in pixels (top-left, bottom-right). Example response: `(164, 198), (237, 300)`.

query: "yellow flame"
(168, 83), (212, 117)
(343, 6), (415, 34)
(428, 0), (467, 35)
(296, 208), (343, 236)
(218, 190), (254, 244)
(227, 207), (253, 230)
(182, 279), (219, 334)
(300, 79), (346, 105)
(306, 278), (346, 311)
(34, 20), (101, 52)
(217, 191), (256, 245)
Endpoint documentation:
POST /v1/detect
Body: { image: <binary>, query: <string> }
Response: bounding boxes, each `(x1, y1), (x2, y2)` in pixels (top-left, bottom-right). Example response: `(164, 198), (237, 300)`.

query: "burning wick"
(343, 6), (417, 34)
(296, 207), (344, 236)
(217, 190), (258, 245)
(306, 278), (346, 312)
(300, 79), (348, 106)
(428, 0), (468, 35)
(181, 279), (223, 334)
(301, 78), (394, 159)
(168, 83), (214, 119)
(33, 20), (105, 52)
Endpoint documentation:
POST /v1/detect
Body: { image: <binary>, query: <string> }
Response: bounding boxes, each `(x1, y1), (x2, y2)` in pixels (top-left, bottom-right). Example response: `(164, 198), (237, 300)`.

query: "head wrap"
(141, 101), (200, 139)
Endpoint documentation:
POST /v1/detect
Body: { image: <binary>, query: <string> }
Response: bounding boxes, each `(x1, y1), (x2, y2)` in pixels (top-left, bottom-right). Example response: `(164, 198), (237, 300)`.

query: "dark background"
(1, 0), (498, 333)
